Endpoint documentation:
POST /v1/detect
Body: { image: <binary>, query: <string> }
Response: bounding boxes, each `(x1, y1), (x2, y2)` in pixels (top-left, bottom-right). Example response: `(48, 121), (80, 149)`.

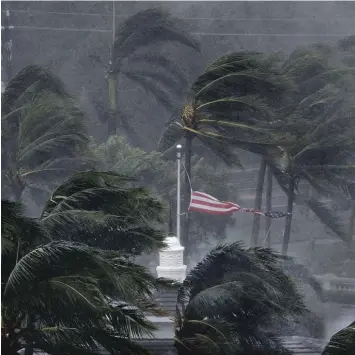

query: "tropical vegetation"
(1, 171), (172, 355)
(1, 65), (93, 204)
(2, 6), (355, 355)
(101, 8), (200, 138)
(174, 242), (323, 355)
(322, 321), (355, 355)
(158, 37), (355, 256)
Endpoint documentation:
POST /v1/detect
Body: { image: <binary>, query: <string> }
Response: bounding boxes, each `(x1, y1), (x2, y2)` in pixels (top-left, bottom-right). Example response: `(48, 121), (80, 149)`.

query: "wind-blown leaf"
(112, 8), (200, 66)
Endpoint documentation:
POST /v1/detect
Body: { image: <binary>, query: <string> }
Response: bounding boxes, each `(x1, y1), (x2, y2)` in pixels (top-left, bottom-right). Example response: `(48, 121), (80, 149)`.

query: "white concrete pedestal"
(156, 236), (187, 282)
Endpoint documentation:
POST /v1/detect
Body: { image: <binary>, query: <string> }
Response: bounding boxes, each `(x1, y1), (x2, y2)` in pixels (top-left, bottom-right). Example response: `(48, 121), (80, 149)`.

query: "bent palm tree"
(270, 38), (355, 253)
(174, 242), (320, 355)
(105, 8), (200, 137)
(2, 65), (92, 203)
(158, 52), (292, 257)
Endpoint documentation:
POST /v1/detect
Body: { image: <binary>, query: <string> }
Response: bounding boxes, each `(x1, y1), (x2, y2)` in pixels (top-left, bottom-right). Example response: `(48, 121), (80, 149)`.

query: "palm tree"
(103, 8), (200, 138)
(271, 38), (355, 254)
(40, 170), (167, 255)
(1, 65), (92, 203)
(322, 321), (355, 355)
(158, 51), (293, 258)
(1, 175), (172, 354)
(174, 242), (321, 355)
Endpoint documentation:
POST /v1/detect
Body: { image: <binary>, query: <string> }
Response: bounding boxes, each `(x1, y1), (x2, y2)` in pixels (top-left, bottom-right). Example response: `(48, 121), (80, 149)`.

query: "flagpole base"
(156, 236), (187, 282)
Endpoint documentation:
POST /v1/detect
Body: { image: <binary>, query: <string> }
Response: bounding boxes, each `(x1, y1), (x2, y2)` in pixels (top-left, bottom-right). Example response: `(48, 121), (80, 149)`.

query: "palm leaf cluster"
(105, 8), (200, 137)
(2, 240), (164, 355)
(112, 8), (199, 110)
(40, 171), (167, 255)
(265, 37), (355, 244)
(174, 242), (320, 355)
(1, 65), (91, 203)
(159, 51), (293, 166)
(273, 37), (355, 197)
(322, 321), (355, 355)
(1, 169), (173, 355)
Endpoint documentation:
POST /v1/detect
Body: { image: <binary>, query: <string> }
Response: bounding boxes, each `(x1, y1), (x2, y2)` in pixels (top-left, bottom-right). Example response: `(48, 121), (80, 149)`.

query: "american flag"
(188, 191), (291, 218)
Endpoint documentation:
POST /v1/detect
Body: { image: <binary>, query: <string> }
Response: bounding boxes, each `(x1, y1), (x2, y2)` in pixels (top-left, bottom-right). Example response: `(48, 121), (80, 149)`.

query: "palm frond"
(40, 171), (166, 253)
(130, 52), (190, 88)
(157, 120), (184, 153)
(176, 242), (311, 355)
(1, 199), (49, 286)
(122, 69), (185, 96)
(112, 8), (200, 67)
(122, 72), (176, 111)
(2, 66), (90, 202)
(322, 321), (355, 355)
(1, 64), (69, 115)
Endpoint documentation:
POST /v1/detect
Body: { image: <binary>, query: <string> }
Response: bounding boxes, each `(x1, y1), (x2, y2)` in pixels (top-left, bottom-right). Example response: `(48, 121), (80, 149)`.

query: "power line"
(8, 25), (351, 38)
(2, 8), (355, 22)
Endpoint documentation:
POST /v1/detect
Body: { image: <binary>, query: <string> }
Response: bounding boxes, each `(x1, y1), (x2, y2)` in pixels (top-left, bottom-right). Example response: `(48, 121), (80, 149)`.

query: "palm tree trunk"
(251, 158), (266, 247)
(12, 180), (24, 203)
(282, 177), (295, 255)
(24, 314), (35, 355)
(265, 167), (273, 248)
(348, 201), (355, 248)
(182, 135), (192, 266)
(107, 73), (117, 137)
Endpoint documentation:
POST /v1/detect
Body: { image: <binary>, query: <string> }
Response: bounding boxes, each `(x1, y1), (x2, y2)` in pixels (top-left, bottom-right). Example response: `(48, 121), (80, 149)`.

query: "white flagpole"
(176, 144), (182, 242)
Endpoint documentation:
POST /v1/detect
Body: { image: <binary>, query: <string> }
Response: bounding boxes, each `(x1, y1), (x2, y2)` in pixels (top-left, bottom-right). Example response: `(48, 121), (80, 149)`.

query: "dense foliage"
(1, 171), (173, 355)
(2, 6), (355, 355)
(1, 65), (93, 204)
(174, 242), (322, 355)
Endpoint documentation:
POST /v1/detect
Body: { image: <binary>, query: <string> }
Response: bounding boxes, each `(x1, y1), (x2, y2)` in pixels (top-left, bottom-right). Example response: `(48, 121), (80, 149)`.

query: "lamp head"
(176, 144), (182, 159)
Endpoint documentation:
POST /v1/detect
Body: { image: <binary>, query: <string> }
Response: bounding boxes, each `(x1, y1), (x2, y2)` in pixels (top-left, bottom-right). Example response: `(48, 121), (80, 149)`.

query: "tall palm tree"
(174, 242), (321, 355)
(105, 8), (200, 138)
(158, 51), (293, 258)
(1, 65), (92, 203)
(272, 38), (355, 254)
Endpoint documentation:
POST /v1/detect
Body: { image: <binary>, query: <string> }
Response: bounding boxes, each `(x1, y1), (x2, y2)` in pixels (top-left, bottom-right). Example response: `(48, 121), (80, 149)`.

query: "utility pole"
(1, 8), (14, 82)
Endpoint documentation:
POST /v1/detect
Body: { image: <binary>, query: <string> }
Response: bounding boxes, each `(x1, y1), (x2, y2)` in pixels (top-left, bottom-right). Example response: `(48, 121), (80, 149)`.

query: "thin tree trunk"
(265, 167), (273, 248)
(182, 135), (192, 266)
(107, 73), (117, 137)
(282, 177), (295, 255)
(348, 201), (355, 248)
(12, 182), (24, 203)
(251, 158), (267, 247)
(24, 314), (35, 355)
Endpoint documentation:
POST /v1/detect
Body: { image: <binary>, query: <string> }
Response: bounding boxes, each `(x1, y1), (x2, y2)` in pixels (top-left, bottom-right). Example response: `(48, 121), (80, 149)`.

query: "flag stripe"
(189, 203), (240, 212)
(191, 196), (240, 208)
(189, 205), (240, 215)
(192, 191), (219, 201)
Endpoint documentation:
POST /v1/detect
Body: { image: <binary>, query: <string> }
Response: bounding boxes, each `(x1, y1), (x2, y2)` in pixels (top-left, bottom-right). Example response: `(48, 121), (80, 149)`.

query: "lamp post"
(176, 144), (182, 242)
